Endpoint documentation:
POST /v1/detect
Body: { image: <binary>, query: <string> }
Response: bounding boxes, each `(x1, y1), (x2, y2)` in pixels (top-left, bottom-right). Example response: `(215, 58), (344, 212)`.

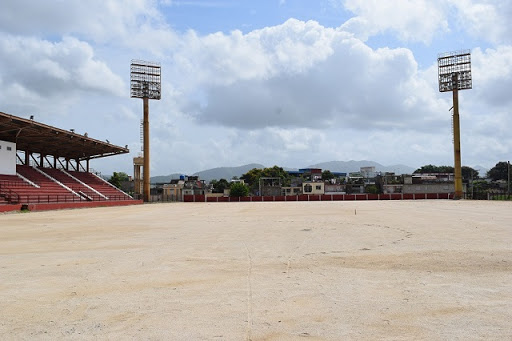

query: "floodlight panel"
(437, 50), (472, 92)
(130, 60), (161, 100)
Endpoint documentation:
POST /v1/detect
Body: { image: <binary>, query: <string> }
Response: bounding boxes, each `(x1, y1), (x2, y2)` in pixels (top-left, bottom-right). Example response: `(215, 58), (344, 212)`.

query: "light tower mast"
(438, 50), (472, 200)
(130, 60), (161, 202)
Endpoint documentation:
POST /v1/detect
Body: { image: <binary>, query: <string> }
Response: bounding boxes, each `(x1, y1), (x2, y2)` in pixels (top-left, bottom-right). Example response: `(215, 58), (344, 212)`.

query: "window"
(7, 146), (12, 151)
(316, 185), (322, 190)
(304, 184), (312, 193)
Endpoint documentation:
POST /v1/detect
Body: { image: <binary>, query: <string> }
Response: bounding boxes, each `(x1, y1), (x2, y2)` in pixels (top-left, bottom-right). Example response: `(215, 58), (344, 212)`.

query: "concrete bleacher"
(69, 171), (132, 200)
(0, 166), (133, 204)
(11, 165), (79, 203)
(39, 168), (107, 201)
(0, 174), (22, 205)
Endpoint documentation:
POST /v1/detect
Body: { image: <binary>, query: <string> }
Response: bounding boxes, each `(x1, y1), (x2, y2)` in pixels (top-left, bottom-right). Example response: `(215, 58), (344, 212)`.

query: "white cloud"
(451, 0), (512, 45)
(471, 46), (512, 106)
(0, 0), (165, 43)
(341, 0), (449, 44)
(0, 34), (124, 115)
(170, 19), (447, 133)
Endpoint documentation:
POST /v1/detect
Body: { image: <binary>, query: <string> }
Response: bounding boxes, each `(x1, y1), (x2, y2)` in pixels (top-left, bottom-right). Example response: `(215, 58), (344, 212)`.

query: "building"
(403, 173), (456, 194)
(302, 182), (324, 195)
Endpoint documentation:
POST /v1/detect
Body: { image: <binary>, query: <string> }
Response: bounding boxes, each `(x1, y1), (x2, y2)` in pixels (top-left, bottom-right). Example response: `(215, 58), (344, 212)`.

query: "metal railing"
(0, 188), (133, 204)
(464, 188), (511, 201)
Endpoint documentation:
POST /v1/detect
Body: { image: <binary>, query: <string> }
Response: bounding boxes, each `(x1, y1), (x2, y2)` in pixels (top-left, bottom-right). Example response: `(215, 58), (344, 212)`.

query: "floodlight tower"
(437, 50), (472, 199)
(130, 60), (161, 202)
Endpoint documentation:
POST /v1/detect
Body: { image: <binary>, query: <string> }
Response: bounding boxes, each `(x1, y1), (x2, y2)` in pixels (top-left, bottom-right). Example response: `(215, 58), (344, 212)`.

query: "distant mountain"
(193, 163), (264, 182)
(150, 161), (417, 184)
(150, 164), (264, 184)
(308, 160), (415, 175)
(151, 173), (183, 184)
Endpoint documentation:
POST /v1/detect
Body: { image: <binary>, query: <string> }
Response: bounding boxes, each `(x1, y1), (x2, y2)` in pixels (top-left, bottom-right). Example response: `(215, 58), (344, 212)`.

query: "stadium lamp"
(437, 50), (472, 200)
(130, 60), (161, 202)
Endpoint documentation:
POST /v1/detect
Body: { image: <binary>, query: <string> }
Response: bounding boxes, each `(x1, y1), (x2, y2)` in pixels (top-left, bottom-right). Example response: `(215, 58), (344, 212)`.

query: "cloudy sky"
(1, 0), (511, 176)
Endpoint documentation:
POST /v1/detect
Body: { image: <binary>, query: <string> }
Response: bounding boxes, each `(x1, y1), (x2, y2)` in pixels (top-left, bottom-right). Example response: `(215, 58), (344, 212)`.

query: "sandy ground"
(0, 200), (511, 340)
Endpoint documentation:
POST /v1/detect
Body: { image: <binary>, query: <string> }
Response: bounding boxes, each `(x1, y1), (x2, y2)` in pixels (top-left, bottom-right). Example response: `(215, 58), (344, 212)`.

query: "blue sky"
(1, 0), (511, 176)
(163, 1), (351, 34)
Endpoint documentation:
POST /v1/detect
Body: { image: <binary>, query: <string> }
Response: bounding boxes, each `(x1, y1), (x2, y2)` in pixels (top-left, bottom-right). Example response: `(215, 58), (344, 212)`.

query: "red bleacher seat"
(68, 171), (132, 200)
(0, 166), (133, 204)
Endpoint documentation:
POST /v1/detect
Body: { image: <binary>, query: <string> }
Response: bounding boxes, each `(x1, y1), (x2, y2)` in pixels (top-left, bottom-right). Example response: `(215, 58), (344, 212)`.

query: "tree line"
(414, 161), (511, 181)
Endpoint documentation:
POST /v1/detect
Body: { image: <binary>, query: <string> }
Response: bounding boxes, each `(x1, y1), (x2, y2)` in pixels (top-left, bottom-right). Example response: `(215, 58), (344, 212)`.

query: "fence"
(184, 193), (453, 202)
(465, 188), (512, 201)
(150, 194), (182, 202)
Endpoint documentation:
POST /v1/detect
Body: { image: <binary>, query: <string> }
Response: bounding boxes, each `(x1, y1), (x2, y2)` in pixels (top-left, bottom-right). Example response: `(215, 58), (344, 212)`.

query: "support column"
(25, 151), (30, 165)
(452, 74), (463, 199)
(143, 97), (150, 202)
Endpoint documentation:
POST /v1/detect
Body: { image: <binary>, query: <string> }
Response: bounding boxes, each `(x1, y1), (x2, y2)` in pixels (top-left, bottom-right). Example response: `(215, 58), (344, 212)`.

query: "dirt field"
(1, 200), (511, 340)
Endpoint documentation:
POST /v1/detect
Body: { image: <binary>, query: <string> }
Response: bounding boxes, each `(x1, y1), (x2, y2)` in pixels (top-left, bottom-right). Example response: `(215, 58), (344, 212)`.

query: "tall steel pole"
(438, 50), (471, 200)
(143, 97), (150, 202)
(452, 73), (463, 199)
(508, 161), (510, 197)
(130, 60), (160, 203)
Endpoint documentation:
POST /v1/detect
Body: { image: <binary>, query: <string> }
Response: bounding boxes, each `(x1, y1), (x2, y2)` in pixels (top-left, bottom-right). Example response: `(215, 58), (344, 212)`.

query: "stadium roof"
(0, 111), (129, 160)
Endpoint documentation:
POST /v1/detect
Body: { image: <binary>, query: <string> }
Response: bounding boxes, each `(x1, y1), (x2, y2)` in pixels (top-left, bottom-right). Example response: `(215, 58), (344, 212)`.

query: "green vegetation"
(210, 178), (230, 193)
(108, 172), (129, 188)
(229, 182), (249, 197)
(489, 194), (512, 201)
(487, 161), (510, 181)
(364, 184), (380, 194)
(241, 166), (291, 194)
(322, 170), (335, 181)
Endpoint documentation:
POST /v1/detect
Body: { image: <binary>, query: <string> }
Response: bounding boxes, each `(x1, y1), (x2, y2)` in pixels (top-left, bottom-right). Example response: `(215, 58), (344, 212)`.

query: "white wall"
(0, 140), (16, 175)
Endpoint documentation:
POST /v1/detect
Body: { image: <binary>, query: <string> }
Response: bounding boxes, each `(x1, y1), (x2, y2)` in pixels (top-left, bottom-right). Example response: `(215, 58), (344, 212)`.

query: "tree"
(413, 164), (439, 173)
(461, 166), (479, 181)
(211, 178), (230, 193)
(487, 162), (510, 181)
(414, 165), (478, 181)
(261, 166), (291, 187)
(109, 172), (129, 188)
(365, 184), (380, 194)
(241, 166), (291, 194)
(241, 168), (262, 187)
(322, 170), (335, 181)
(229, 182), (249, 197)
(414, 165), (453, 173)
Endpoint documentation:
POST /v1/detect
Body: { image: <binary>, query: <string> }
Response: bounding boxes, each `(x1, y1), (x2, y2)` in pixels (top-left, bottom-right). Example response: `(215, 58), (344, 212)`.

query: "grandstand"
(0, 111), (141, 211)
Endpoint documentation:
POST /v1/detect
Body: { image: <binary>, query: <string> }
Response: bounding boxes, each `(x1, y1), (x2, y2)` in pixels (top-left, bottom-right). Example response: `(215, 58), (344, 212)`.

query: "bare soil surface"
(1, 200), (511, 340)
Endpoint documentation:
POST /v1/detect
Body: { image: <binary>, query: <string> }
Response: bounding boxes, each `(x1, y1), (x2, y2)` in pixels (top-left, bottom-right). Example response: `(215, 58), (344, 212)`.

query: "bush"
(365, 184), (380, 194)
(230, 182), (249, 197)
